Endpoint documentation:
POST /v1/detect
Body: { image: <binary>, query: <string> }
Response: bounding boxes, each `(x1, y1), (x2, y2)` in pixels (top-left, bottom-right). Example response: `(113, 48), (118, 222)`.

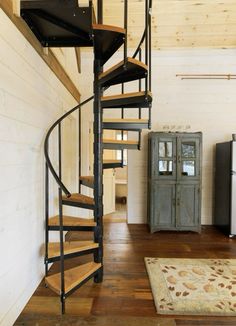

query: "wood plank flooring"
(15, 223), (236, 325)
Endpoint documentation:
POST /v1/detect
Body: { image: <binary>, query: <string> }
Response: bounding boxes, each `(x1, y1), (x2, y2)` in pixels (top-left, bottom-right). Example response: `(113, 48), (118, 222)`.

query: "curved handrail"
(44, 95), (93, 197)
(44, 0), (153, 196)
(132, 0), (152, 59)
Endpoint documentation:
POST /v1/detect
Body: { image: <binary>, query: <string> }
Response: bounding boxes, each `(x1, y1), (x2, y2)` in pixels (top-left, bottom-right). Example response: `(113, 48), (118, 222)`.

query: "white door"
(89, 124), (116, 215)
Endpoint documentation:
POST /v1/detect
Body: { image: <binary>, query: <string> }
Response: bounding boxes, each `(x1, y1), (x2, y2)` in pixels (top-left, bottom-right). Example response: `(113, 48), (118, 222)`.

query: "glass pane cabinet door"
(153, 137), (176, 180)
(177, 137), (200, 180)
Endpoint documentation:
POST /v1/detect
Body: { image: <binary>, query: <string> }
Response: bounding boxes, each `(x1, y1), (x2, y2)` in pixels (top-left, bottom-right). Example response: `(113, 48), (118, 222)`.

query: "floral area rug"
(145, 258), (236, 316)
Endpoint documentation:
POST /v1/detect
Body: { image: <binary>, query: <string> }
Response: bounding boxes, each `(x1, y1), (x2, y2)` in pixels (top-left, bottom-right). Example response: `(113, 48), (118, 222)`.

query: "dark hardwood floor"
(15, 223), (236, 326)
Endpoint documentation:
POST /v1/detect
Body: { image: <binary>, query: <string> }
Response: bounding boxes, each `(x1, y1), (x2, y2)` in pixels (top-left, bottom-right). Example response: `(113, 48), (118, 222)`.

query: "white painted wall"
(128, 48), (236, 225)
(79, 48), (236, 226)
(0, 10), (78, 326)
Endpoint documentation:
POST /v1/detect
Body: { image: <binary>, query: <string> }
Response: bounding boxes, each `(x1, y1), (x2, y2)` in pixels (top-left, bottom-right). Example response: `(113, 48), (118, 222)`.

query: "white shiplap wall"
(79, 48), (236, 226)
(0, 9), (78, 326)
(128, 48), (236, 225)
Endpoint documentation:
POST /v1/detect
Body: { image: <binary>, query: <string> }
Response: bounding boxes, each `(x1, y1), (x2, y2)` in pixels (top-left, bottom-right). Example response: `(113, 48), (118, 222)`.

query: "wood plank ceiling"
(102, 0), (236, 49)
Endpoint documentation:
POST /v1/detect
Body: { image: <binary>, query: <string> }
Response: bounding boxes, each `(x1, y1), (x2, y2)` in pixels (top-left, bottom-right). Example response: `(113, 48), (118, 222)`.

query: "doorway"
(112, 131), (128, 222)
(89, 125), (127, 222)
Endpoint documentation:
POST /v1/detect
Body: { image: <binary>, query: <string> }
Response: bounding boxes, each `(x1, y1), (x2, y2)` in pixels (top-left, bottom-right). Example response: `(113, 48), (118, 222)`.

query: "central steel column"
(93, 58), (103, 282)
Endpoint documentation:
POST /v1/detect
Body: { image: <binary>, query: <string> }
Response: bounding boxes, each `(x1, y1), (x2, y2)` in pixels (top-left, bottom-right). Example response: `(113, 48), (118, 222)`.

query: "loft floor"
(15, 223), (236, 326)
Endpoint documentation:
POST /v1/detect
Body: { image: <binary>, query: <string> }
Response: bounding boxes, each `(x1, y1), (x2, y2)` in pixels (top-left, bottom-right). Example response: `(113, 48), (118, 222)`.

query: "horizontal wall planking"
(0, 59), (64, 117)
(0, 164), (42, 193)
(104, 0), (236, 48)
(0, 115), (46, 145)
(0, 181), (43, 220)
(0, 140), (42, 165)
(0, 251), (44, 320)
(0, 3), (80, 102)
(0, 89), (59, 130)
(0, 28), (69, 111)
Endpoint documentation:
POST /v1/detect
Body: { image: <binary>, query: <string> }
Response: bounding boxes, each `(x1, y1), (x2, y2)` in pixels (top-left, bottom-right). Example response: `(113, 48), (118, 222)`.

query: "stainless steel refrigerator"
(214, 140), (236, 237)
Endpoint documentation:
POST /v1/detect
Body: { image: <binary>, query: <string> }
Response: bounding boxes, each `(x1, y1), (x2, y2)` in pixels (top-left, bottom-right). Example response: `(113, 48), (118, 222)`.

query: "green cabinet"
(148, 132), (202, 233)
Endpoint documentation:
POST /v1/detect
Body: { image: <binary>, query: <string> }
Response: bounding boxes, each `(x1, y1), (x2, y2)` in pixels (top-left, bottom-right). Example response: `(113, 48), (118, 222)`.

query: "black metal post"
(93, 58), (103, 283)
(45, 158), (49, 277)
(124, 0), (128, 66)
(79, 108), (82, 193)
(97, 0), (103, 24)
(138, 48), (142, 120)
(149, 0), (152, 92)
(148, 0), (152, 129)
(59, 188), (65, 314)
(58, 123), (65, 314)
(121, 83), (124, 167)
(138, 49), (142, 150)
(145, 0), (149, 96)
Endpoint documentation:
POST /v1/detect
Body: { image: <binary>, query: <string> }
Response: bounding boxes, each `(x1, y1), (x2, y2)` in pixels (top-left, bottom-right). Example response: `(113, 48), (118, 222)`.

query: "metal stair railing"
(43, 0), (152, 312)
(44, 0), (152, 194)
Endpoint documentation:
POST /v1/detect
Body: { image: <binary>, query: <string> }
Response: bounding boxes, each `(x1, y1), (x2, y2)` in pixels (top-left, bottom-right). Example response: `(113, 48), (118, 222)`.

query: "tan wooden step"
(45, 262), (102, 295)
(103, 160), (122, 164)
(103, 139), (139, 150)
(103, 118), (148, 123)
(103, 139), (139, 145)
(49, 216), (96, 228)
(79, 176), (94, 189)
(48, 241), (98, 259)
(92, 24), (125, 65)
(103, 118), (148, 130)
(99, 57), (148, 87)
(62, 193), (94, 209)
(103, 160), (123, 169)
(101, 91), (152, 109)
(102, 91), (152, 102)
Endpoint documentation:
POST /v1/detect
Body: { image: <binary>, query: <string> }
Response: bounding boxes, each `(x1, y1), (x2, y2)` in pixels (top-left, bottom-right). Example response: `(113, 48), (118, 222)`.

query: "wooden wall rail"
(0, 0), (81, 102)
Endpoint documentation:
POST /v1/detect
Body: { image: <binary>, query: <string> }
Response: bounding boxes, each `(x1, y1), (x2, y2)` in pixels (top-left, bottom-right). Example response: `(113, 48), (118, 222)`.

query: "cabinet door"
(176, 184), (200, 230)
(150, 182), (176, 230)
(177, 136), (201, 182)
(151, 135), (177, 181)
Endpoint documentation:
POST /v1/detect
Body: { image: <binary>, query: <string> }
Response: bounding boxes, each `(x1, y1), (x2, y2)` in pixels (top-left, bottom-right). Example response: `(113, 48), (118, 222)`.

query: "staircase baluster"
(138, 48), (142, 149)
(124, 0), (128, 66)
(145, 0), (149, 96)
(148, 0), (152, 129)
(121, 83), (124, 167)
(58, 122), (65, 314)
(45, 158), (49, 277)
(79, 107), (82, 192)
(97, 0), (103, 24)
(93, 59), (103, 282)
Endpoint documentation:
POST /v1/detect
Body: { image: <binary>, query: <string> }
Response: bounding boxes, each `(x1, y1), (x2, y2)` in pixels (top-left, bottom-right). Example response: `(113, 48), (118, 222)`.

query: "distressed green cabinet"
(148, 132), (202, 233)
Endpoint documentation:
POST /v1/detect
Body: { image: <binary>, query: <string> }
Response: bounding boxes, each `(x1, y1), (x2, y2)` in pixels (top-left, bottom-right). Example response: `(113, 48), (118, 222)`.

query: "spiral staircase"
(21, 0), (152, 314)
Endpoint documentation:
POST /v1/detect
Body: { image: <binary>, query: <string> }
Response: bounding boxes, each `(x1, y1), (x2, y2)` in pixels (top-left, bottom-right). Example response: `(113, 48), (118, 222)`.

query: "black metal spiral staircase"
(21, 0), (152, 314)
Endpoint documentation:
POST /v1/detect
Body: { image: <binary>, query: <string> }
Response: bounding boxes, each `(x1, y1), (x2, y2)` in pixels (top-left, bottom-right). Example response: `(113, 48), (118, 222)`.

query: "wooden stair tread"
(103, 139), (139, 145)
(103, 160), (122, 164)
(98, 58), (148, 86)
(80, 176), (94, 183)
(101, 91), (152, 102)
(99, 58), (147, 80)
(49, 216), (96, 227)
(45, 262), (102, 295)
(103, 118), (148, 123)
(79, 176), (94, 189)
(48, 241), (98, 259)
(62, 193), (94, 206)
(92, 24), (125, 65)
(92, 24), (125, 34)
